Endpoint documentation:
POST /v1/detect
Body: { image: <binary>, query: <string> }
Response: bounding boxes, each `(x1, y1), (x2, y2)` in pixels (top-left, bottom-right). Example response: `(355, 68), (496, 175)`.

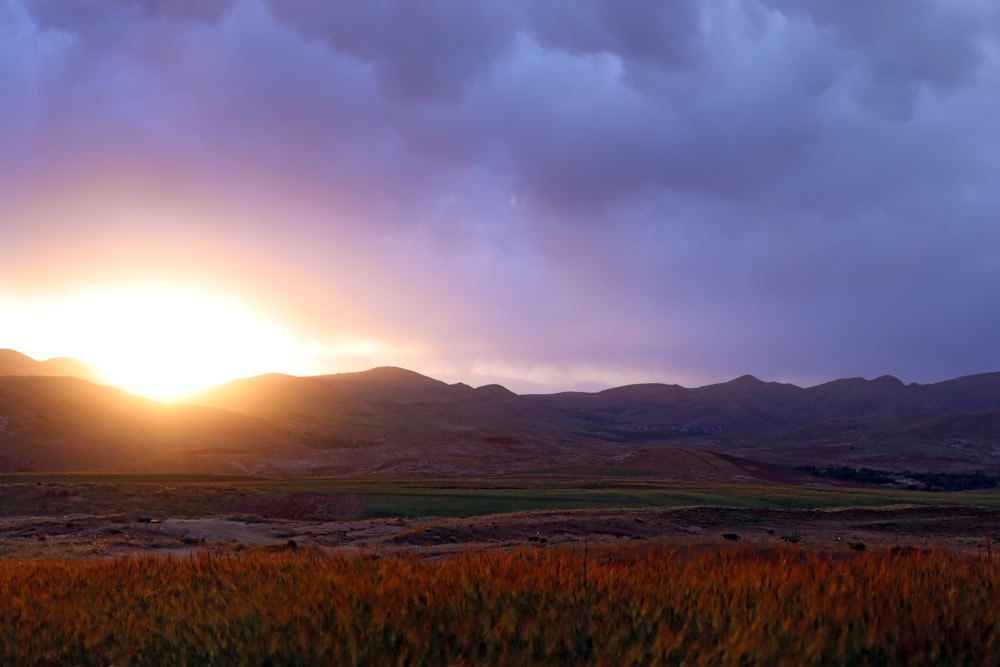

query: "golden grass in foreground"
(1, 546), (998, 665)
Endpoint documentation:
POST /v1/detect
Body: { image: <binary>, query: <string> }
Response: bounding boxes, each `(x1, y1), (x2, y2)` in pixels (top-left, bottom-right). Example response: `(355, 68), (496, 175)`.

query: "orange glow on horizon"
(2, 284), (314, 401)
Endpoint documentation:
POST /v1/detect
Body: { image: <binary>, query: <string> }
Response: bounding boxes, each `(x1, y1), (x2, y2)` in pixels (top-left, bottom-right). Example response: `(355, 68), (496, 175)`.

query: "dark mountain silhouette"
(0, 375), (298, 474)
(526, 372), (1000, 439)
(192, 367), (588, 448)
(0, 349), (101, 383)
(2, 347), (1000, 475)
(189, 367), (1000, 472)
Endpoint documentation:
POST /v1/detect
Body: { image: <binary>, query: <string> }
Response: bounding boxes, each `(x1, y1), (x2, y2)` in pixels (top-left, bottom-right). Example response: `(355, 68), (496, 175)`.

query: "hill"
(0, 376), (302, 475)
(0, 373), (782, 480)
(190, 367), (1000, 474)
(3, 348), (1000, 476)
(192, 367), (591, 449)
(0, 349), (101, 383)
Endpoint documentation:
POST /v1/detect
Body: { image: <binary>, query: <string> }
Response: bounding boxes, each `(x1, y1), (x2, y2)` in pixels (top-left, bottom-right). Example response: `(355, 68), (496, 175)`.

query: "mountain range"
(2, 349), (999, 477)
(0, 349), (101, 382)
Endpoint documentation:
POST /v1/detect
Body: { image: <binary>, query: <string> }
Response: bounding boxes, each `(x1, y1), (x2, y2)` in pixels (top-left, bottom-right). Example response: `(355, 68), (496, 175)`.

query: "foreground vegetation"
(1, 545), (998, 665)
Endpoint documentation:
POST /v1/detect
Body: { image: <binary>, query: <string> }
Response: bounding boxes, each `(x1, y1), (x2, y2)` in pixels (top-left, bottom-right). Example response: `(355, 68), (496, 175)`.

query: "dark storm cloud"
(523, 0), (703, 70)
(28, 0), (236, 26)
(762, 0), (988, 89)
(262, 0), (517, 104)
(2, 0), (999, 388)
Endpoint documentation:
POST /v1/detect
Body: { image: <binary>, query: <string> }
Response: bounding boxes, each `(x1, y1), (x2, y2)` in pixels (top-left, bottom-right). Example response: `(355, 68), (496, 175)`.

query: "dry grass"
(1, 545), (998, 665)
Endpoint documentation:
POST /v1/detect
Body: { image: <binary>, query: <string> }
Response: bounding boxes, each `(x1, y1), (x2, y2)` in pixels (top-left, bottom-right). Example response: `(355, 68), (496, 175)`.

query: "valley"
(3, 474), (1000, 560)
(3, 349), (1000, 560)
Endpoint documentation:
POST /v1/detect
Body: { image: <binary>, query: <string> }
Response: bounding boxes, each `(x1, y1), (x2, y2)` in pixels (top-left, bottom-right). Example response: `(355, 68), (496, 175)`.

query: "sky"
(1, 0), (999, 398)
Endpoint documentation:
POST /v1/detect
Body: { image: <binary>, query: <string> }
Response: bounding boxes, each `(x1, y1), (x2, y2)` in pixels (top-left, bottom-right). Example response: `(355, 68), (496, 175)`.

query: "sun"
(36, 284), (302, 401)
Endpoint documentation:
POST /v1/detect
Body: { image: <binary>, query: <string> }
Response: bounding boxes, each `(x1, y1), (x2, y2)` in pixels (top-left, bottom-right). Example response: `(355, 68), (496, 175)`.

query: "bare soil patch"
(3, 504), (999, 560)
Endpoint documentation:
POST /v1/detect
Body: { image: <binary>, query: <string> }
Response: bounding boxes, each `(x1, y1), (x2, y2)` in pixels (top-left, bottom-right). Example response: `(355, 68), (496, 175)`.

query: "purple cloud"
(2, 0), (999, 391)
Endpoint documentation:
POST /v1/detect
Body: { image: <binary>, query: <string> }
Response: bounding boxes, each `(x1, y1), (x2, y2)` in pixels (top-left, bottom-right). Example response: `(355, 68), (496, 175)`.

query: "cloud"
(2, 0), (999, 389)
(262, 0), (517, 104)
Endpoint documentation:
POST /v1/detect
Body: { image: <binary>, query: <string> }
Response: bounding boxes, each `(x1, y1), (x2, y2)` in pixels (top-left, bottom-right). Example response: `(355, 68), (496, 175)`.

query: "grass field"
(252, 479), (1000, 519)
(4, 473), (1000, 520)
(2, 546), (999, 665)
(0, 474), (1000, 518)
(3, 474), (1000, 663)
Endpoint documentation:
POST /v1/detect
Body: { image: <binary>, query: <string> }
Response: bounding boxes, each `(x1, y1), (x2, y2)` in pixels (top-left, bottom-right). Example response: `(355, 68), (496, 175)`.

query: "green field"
(4, 473), (1000, 519)
(254, 478), (1000, 519)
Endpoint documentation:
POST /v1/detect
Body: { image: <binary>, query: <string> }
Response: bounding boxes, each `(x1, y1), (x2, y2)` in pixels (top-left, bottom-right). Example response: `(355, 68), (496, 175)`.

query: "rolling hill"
(0, 375), (303, 475)
(192, 367), (1000, 474)
(2, 347), (1000, 476)
(0, 349), (101, 383)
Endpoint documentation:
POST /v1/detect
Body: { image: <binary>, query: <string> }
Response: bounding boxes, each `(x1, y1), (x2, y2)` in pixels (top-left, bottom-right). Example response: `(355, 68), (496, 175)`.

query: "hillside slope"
(0, 376), (301, 474)
(0, 349), (101, 383)
(190, 368), (1000, 473)
(4, 348), (1000, 475)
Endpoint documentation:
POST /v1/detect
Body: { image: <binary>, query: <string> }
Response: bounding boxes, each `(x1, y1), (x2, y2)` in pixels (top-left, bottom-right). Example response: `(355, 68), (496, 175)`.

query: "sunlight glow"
(3, 284), (307, 401)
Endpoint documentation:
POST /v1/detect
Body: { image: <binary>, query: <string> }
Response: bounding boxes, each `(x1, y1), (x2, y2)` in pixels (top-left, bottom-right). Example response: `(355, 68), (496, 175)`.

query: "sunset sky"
(2, 1), (999, 399)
